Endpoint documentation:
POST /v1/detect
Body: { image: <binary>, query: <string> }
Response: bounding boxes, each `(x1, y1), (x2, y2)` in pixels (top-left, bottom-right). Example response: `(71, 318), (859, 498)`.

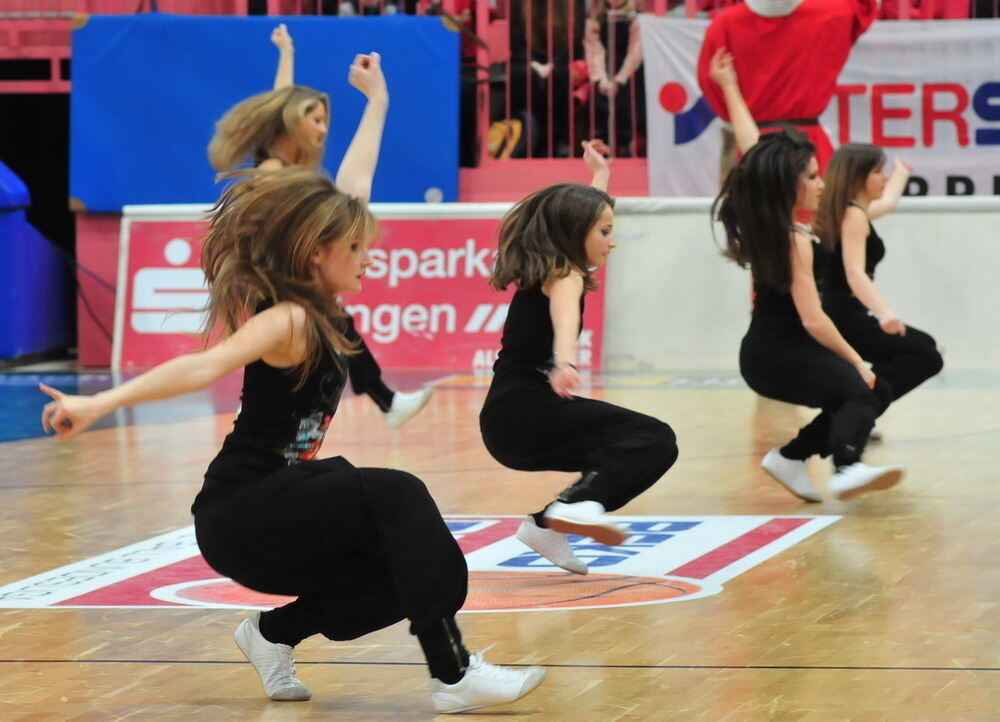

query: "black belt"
(758, 118), (820, 129)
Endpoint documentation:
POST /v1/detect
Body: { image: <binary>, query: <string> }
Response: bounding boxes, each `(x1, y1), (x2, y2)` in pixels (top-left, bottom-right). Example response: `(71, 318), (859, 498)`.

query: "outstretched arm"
(272, 24), (295, 90)
(544, 272), (585, 399)
(582, 139), (610, 191)
(335, 52), (389, 204)
(868, 158), (911, 220)
(40, 304), (306, 440)
(788, 232), (875, 388)
(708, 47), (758, 154)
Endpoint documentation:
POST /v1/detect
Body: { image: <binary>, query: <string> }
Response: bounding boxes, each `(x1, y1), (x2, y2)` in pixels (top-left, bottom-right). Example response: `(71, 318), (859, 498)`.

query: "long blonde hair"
(201, 168), (377, 384)
(208, 86), (329, 171)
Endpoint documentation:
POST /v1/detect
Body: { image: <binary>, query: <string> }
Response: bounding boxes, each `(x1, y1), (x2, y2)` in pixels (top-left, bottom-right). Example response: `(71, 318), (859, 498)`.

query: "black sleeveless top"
(193, 322), (347, 511)
(822, 214), (885, 319)
(748, 236), (829, 337)
(491, 284), (585, 380)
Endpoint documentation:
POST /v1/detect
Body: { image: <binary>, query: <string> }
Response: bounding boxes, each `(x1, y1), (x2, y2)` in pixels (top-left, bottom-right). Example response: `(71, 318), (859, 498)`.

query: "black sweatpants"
(833, 312), (943, 402)
(480, 374), (678, 512)
(194, 457), (468, 651)
(740, 331), (892, 468)
(343, 315), (394, 411)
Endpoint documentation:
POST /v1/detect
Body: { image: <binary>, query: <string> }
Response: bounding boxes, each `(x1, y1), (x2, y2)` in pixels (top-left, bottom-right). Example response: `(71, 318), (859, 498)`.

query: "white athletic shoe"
(382, 386), (434, 429)
(430, 649), (547, 714)
(760, 447), (822, 503)
(827, 463), (904, 501)
(233, 611), (312, 701)
(543, 500), (627, 547)
(869, 426), (884, 442)
(516, 516), (588, 575)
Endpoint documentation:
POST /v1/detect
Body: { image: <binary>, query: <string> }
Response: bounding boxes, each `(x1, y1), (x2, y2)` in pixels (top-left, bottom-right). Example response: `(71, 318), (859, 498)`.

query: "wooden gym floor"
(0, 368), (997, 720)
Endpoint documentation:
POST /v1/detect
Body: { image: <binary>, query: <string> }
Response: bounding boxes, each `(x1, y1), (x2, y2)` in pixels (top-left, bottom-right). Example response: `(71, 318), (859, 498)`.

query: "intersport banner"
(112, 207), (605, 372)
(641, 18), (1000, 196)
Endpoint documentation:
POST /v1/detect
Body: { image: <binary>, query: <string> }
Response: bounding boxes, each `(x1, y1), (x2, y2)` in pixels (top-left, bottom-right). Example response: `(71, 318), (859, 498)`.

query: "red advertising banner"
(113, 209), (605, 372)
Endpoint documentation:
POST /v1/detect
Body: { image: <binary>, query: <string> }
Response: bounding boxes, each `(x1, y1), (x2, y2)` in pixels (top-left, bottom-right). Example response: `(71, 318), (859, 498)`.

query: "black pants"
(740, 330), (892, 467)
(480, 374), (677, 512)
(343, 315), (394, 410)
(194, 457), (468, 644)
(832, 311), (943, 402)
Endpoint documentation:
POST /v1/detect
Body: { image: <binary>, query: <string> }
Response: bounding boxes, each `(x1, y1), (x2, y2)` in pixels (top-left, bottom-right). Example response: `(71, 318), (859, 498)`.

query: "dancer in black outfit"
(208, 27), (432, 428)
(39, 169), (545, 714)
(709, 48), (903, 502)
(480, 141), (678, 575)
(815, 146), (943, 438)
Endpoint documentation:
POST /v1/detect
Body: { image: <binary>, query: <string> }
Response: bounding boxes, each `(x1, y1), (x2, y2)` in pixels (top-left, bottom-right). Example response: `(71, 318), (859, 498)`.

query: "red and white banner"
(641, 18), (1000, 196)
(113, 206), (605, 371)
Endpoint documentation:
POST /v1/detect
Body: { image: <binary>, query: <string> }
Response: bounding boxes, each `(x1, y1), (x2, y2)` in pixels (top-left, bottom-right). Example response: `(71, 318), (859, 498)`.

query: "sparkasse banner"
(641, 18), (1000, 196)
(112, 208), (605, 372)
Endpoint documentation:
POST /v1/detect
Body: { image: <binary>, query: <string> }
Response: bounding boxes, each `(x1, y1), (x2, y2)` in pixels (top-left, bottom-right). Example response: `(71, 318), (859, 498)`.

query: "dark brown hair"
(491, 183), (613, 293)
(814, 143), (885, 251)
(201, 168), (377, 385)
(713, 130), (816, 292)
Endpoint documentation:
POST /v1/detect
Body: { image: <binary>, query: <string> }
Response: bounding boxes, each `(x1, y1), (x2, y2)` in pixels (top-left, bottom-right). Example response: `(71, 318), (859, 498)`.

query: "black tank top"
(749, 236), (829, 336)
(193, 320), (347, 510)
(492, 284), (584, 379)
(823, 216), (885, 318)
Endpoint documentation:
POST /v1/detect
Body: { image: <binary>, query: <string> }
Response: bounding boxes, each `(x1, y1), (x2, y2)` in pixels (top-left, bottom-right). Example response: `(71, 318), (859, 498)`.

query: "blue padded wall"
(70, 14), (459, 209)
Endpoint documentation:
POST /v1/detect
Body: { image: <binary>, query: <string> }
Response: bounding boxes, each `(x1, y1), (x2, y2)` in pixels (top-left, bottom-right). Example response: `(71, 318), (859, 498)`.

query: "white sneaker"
(869, 426), (884, 442)
(233, 611), (312, 701)
(382, 386), (434, 429)
(543, 500), (627, 547)
(430, 649), (547, 714)
(827, 463), (904, 501)
(760, 447), (822, 503)
(516, 516), (588, 575)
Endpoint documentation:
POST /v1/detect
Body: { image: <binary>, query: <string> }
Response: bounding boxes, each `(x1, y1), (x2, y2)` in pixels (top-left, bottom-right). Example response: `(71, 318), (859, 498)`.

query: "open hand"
(549, 364), (582, 399)
(709, 47), (737, 88)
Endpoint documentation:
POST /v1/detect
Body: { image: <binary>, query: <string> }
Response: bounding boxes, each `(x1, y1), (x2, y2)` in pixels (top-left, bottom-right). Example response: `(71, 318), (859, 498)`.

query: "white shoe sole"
(835, 468), (904, 501)
(437, 668), (547, 714)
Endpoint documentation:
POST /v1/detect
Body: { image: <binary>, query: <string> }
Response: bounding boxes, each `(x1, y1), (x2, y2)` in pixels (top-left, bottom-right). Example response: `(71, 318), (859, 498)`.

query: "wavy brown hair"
(201, 168), (377, 385)
(814, 143), (885, 252)
(491, 183), (613, 293)
(713, 130), (816, 293)
(208, 86), (329, 171)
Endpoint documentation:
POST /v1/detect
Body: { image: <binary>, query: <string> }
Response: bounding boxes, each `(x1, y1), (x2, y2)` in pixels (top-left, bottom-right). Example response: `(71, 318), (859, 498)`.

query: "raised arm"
(335, 52), (389, 204)
(840, 207), (905, 335)
(544, 272), (585, 399)
(582, 139), (610, 192)
(40, 304), (306, 440)
(868, 158), (911, 220)
(788, 232), (875, 388)
(708, 47), (758, 154)
(272, 24), (295, 90)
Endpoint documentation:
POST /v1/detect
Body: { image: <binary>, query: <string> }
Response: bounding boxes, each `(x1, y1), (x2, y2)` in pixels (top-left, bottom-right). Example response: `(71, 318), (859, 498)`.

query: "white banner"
(641, 18), (1000, 197)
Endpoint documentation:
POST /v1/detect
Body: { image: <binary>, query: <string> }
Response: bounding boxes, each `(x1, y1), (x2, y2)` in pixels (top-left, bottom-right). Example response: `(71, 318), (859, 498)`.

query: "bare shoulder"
(542, 271), (584, 298)
(257, 157), (285, 171)
(251, 301), (308, 336)
(842, 205), (870, 232)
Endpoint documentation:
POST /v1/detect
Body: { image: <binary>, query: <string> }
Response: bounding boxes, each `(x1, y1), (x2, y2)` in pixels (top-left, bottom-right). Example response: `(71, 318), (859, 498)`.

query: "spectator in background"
(509, 0), (587, 157)
(585, 0), (645, 157)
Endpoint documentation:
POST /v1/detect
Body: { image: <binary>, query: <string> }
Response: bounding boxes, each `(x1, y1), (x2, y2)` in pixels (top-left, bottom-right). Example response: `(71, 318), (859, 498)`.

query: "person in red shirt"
(697, 0), (877, 174)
